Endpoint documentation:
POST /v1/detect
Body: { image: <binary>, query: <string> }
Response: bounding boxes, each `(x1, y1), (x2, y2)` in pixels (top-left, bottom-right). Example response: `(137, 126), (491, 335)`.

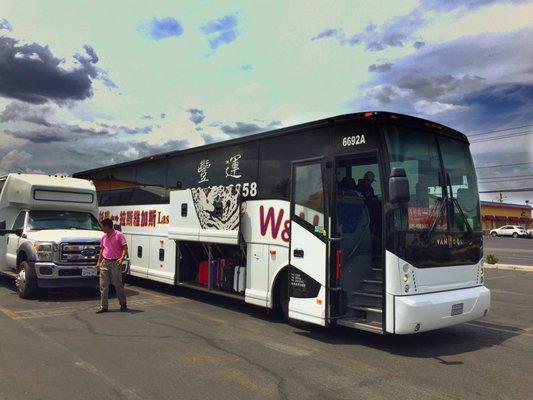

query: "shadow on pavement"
(0, 275), (143, 304)
(293, 321), (520, 362)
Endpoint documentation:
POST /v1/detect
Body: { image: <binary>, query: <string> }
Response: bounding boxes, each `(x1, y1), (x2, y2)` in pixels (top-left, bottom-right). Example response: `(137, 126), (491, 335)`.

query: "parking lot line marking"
(490, 288), (531, 297)
(15, 317), (144, 400)
(465, 322), (533, 338)
(126, 285), (172, 299)
(484, 274), (518, 280)
(0, 303), (19, 320)
(8, 296), (189, 320)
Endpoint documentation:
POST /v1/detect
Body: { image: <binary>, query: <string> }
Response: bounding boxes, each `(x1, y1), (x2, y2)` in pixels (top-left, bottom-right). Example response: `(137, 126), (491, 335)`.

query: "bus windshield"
(384, 125), (481, 233)
(28, 211), (101, 231)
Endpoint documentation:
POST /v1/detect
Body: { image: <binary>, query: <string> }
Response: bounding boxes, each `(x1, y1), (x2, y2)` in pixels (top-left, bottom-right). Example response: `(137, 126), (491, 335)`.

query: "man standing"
(96, 218), (128, 313)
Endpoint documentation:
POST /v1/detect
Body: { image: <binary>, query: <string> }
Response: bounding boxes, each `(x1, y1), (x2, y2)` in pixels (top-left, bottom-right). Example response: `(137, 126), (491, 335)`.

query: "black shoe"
(120, 304), (128, 312)
(96, 307), (108, 314)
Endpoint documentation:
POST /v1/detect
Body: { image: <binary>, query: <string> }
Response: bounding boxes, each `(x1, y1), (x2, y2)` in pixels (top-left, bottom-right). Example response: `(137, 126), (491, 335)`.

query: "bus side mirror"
(389, 168), (410, 204)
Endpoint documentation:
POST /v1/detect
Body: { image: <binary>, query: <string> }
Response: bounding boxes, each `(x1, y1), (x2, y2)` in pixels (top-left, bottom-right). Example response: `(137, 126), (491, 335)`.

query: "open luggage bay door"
(168, 186), (241, 245)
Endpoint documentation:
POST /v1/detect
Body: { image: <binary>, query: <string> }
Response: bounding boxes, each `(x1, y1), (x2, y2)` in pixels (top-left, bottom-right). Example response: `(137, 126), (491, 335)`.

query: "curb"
(483, 263), (533, 272)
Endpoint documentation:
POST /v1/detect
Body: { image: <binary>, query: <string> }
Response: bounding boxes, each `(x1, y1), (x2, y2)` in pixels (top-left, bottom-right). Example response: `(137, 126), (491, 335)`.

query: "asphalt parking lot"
(0, 269), (532, 400)
(484, 236), (533, 266)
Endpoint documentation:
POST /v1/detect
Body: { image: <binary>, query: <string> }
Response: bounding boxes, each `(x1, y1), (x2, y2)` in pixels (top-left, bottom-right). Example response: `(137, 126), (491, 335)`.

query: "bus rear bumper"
(394, 286), (490, 334)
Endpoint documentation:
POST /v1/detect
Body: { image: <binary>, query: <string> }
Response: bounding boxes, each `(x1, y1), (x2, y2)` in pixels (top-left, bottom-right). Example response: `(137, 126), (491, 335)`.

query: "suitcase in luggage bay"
(223, 265), (236, 292)
(233, 266), (246, 293)
(210, 260), (218, 286)
(197, 260), (209, 286)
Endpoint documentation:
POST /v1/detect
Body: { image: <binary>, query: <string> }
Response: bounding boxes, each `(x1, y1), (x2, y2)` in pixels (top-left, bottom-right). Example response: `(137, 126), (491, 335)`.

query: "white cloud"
(414, 100), (467, 115)
(0, 149), (32, 170)
(146, 111), (205, 148)
(121, 146), (140, 159)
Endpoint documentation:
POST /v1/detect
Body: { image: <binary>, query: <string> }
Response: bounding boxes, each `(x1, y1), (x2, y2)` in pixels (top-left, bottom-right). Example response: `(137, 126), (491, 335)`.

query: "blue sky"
(0, 0), (532, 203)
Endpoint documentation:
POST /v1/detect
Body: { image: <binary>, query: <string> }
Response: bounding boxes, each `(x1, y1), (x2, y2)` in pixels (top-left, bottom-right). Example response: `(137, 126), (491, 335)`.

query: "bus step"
(363, 279), (383, 285)
(362, 279), (383, 291)
(347, 304), (382, 314)
(351, 291), (382, 298)
(336, 318), (383, 334)
(371, 268), (384, 279)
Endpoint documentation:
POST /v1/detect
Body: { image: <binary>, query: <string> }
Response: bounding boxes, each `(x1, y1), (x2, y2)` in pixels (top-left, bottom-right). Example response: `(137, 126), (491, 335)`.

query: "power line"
(478, 174), (533, 181)
(470, 131), (532, 143)
(468, 124), (533, 137)
(479, 179), (533, 184)
(475, 162), (533, 170)
(479, 188), (533, 193)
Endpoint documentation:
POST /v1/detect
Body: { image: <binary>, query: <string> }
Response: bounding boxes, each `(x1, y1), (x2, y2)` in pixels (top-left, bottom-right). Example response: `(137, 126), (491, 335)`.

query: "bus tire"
(16, 261), (38, 299)
(278, 271), (289, 320)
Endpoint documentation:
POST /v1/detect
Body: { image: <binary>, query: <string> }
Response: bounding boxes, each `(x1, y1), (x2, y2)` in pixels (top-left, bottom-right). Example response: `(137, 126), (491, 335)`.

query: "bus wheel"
(277, 271), (289, 320)
(16, 261), (37, 299)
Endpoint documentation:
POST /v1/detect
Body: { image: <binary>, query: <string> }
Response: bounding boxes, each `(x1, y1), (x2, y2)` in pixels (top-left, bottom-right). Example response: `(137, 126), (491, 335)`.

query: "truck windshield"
(384, 125), (481, 233)
(27, 211), (101, 231)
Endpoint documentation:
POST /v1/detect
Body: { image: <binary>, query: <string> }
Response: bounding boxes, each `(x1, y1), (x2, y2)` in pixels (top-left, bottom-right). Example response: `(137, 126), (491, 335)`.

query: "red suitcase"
(197, 260), (209, 286)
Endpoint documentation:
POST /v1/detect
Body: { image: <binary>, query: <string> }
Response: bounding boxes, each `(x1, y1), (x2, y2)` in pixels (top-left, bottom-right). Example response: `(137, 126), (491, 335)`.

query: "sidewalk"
(484, 263), (533, 272)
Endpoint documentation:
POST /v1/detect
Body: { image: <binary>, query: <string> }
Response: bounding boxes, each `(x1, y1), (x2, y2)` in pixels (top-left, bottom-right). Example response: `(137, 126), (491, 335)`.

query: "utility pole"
(495, 192), (507, 203)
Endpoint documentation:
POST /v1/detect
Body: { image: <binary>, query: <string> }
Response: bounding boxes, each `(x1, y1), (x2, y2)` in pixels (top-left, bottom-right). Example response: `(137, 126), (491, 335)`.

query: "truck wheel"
(16, 261), (37, 299)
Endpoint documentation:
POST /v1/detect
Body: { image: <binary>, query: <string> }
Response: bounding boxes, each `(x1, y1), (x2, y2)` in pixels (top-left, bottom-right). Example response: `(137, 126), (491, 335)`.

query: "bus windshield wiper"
(447, 173), (472, 233)
(425, 197), (447, 241)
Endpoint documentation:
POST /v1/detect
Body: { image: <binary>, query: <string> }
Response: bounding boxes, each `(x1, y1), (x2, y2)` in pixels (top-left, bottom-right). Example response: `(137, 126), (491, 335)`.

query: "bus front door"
(331, 154), (384, 333)
(288, 160), (328, 326)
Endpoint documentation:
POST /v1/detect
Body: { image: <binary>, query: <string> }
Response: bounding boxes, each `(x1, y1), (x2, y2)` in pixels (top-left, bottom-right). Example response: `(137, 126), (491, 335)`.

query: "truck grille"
(60, 242), (100, 264)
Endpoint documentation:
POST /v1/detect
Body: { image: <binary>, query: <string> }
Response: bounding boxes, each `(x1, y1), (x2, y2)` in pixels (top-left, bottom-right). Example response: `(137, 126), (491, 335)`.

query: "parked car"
(489, 225), (529, 238)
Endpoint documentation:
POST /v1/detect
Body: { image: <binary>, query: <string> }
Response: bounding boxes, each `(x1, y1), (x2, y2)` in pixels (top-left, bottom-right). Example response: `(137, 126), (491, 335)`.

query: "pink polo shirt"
(101, 230), (127, 260)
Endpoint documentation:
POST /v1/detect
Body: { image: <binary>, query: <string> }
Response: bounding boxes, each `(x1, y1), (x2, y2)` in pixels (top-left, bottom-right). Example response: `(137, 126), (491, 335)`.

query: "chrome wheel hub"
(16, 269), (26, 289)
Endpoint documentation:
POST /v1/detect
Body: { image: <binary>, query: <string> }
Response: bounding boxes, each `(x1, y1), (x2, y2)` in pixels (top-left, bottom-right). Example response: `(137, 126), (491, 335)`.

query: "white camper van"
(0, 174), (103, 298)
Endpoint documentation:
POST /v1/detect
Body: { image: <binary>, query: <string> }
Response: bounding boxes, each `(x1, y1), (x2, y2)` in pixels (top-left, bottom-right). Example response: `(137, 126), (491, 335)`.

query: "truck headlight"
(34, 242), (54, 262)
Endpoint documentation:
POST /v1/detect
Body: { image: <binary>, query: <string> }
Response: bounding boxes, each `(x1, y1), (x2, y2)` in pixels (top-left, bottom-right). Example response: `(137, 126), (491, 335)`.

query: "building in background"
(481, 201), (532, 232)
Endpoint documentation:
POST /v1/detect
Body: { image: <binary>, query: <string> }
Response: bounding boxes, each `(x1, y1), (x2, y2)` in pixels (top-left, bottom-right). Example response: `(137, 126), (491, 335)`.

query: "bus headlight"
(34, 242), (54, 262)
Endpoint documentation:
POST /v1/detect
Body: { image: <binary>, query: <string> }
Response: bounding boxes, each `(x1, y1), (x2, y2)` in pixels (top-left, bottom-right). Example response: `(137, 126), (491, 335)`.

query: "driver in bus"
(356, 171), (377, 202)
(356, 171), (381, 257)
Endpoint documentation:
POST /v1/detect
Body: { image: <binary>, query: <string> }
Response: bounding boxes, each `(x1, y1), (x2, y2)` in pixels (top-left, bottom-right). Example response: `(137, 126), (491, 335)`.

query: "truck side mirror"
(389, 168), (410, 204)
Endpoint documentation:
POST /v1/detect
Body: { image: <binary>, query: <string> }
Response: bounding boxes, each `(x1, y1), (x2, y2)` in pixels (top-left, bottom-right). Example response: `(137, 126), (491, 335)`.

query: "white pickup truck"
(0, 174), (103, 298)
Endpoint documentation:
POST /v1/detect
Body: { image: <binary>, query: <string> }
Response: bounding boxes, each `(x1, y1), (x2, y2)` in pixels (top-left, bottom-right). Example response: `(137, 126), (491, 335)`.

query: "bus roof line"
(73, 111), (466, 177)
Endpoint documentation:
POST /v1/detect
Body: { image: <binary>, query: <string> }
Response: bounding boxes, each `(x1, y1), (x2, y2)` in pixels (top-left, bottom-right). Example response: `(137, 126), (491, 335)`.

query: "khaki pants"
(99, 259), (127, 308)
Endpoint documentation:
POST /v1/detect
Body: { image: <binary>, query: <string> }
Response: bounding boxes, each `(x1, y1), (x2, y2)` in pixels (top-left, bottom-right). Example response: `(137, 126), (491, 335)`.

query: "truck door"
(288, 160), (328, 326)
(5, 211), (26, 268)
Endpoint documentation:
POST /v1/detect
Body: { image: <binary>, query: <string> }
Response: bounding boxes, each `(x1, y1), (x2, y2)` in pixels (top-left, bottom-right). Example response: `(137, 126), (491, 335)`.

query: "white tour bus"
(74, 112), (490, 334)
(0, 174), (102, 298)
